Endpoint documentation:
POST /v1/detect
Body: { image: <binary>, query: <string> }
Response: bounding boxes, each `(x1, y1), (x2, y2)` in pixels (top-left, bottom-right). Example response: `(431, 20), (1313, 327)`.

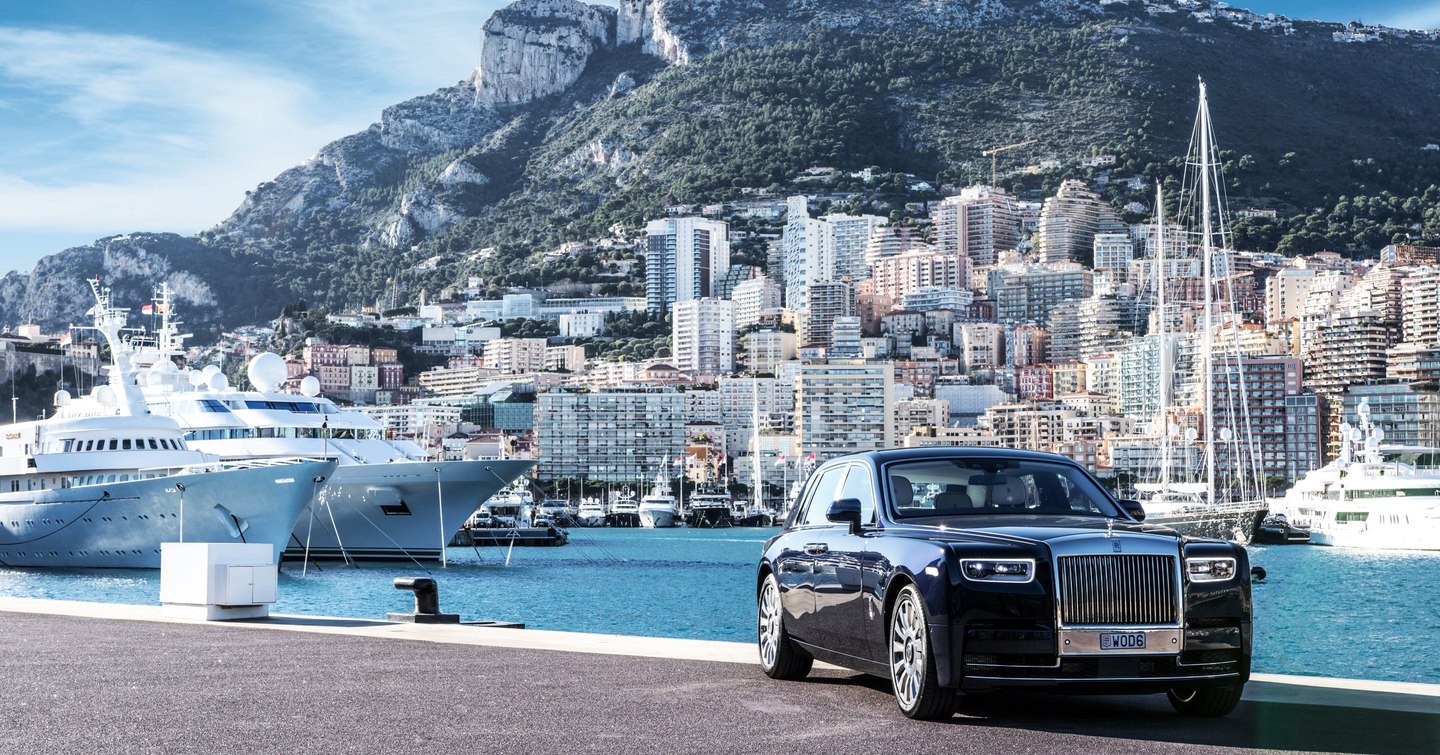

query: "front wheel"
(889, 584), (956, 719)
(1167, 684), (1245, 717)
(758, 573), (812, 680)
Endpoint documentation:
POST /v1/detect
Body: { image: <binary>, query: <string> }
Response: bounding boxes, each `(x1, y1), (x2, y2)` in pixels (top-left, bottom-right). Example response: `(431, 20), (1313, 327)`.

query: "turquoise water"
(0, 529), (1435, 685)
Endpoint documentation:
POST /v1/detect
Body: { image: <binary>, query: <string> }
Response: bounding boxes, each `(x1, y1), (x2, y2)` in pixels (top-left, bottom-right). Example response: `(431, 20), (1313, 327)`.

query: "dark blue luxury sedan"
(756, 448), (1251, 720)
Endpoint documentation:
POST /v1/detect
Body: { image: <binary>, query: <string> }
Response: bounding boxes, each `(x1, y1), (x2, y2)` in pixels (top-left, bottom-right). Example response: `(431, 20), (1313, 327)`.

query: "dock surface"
(1, 597), (1436, 754)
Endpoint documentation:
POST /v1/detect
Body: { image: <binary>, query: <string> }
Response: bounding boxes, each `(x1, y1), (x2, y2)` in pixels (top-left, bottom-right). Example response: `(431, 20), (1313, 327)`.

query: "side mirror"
(1118, 499), (1146, 522)
(827, 498), (864, 534)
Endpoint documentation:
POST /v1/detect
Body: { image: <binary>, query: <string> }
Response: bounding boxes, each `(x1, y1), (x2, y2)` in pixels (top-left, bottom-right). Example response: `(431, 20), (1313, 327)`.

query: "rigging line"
(327, 494), (433, 574)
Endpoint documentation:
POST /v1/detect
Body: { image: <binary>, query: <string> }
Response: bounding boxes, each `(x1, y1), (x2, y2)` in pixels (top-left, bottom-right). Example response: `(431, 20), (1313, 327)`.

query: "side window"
(797, 466), (846, 527)
(837, 465), (877, 525)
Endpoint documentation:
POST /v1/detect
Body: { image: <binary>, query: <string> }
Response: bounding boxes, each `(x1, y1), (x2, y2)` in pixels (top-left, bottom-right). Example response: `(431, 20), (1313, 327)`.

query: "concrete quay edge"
(1, 596), (1436, 715)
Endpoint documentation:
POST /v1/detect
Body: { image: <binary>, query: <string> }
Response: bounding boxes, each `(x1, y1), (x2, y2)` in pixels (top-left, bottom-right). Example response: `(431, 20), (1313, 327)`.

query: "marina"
(1, 527), (1436, 686)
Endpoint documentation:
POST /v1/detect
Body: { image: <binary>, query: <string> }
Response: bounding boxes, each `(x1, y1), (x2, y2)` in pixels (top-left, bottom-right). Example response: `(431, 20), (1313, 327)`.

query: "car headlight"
(960, 558), (1035, 583)
(1185, 557), (1237, 582)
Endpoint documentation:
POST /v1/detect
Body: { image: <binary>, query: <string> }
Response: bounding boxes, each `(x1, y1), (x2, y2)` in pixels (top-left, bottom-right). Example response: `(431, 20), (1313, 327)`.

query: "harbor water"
(1, 528), (1435, 685)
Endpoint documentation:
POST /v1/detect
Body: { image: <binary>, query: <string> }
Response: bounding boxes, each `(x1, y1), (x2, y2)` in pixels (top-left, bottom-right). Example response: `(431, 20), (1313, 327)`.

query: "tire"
(889, 583), (956, 720)
(1167, 683), (1245, 717)
(758, 573), (812, 680)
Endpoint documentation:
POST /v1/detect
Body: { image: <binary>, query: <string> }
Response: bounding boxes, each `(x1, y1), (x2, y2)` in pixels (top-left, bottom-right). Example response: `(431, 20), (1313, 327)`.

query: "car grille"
(1057, 554), (1178, 626)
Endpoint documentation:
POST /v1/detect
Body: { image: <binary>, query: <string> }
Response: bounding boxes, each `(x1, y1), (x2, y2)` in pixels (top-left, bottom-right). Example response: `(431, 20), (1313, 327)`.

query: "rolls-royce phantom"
(756, 448), (1251, 720)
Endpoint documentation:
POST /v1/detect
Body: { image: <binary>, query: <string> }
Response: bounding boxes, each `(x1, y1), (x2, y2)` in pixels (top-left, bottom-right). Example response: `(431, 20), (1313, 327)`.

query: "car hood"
(883, 515), (1183, 545)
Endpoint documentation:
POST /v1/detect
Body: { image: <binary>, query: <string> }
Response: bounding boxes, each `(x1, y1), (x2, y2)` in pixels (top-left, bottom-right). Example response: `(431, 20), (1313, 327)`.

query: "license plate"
(1100, 632), (1146, 650)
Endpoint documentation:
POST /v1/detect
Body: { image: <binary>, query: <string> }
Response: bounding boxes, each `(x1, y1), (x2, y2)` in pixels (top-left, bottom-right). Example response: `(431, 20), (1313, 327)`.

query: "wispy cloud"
(279, 0), (506, 91)
(0, 27), (366, 268)
(1388, 3), (1440, 29)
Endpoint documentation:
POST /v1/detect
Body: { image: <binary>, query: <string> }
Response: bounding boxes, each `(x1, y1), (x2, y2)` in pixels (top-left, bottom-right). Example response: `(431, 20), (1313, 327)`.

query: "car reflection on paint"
(756, 448), (1251, 720)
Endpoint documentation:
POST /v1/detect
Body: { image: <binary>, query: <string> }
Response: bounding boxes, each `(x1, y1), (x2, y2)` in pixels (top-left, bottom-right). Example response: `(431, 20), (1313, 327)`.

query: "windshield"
(885, 457), (1121, 519)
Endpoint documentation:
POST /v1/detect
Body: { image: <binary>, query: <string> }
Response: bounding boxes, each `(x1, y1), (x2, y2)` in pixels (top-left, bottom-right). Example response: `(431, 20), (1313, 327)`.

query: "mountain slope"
(4, 0), (1440, 334)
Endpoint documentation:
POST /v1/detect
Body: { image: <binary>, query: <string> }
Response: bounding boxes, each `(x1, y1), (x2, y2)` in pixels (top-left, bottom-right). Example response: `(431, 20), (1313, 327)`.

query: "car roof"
(821, 447), (1079, 467)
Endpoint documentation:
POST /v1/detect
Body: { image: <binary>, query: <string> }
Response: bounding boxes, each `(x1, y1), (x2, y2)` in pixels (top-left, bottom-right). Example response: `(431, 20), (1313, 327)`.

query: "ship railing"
(170, 456), (336, 475)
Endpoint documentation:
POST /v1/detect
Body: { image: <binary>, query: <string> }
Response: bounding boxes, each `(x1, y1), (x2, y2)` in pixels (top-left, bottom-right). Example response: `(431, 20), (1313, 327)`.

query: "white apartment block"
(864, 225), (929, 269)
(1265, 266), (1318, 325)
(1092, 233), (1134, 281)
(545, 345), (587, 373)
(672, 298), (735, 375)
(827, 213), (888, 281)
(418, 365), (503, 397)
(797, 360), (895, 461)
(781, 196), (834, 310)
(1084, 353), (1119, 397)
(1402, 267), (1440, 345)
(829, 316), (863, 358)
(894, 398), (949, 437)
(558, 312), (605, 338)
(645, 217), (731, 315)
(930, 185), (1020, 267)
(741, 330), (797, 372)
(902, 286), (974, 312)
(730, 275), (782, 332)
(483, 338), (548, 374)
(956, 322), (1005, 371)
(802, 281), (855, 348)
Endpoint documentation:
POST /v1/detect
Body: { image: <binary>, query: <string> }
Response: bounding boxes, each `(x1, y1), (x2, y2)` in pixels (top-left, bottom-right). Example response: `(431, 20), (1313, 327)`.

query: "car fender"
(877, 546), (957, 688)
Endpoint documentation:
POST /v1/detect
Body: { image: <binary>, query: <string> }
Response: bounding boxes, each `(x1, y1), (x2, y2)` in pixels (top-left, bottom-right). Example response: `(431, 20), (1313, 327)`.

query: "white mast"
(752, 375), (762, 511)
(1197, 79), (1217, 507)
(1155, 181), (1170, 494)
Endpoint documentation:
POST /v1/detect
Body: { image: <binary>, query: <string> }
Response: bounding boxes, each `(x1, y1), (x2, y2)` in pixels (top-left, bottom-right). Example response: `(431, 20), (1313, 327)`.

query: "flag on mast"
(774, 453), (786, 467)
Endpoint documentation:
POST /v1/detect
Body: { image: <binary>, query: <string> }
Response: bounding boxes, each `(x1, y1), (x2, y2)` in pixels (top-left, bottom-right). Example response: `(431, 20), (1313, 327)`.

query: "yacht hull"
(1141, 507), (1267, 546)
(0, 460), (335, 568)
(639, 509), (678, 528)
(286, 459), (535, 562)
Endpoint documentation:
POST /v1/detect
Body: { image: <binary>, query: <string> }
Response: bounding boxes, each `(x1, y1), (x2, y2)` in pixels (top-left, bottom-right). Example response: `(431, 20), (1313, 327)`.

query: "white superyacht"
(97, 285), (534, 561)
(1271, 402), (1440, 551)
(0, 282), (334, 568)
(638, 465), (679, 528)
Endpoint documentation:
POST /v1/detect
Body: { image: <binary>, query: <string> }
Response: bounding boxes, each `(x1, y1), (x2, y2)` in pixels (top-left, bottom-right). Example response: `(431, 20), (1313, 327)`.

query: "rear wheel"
(1167, 684), (1245, 717)
(889, 584), (956, 720)
(758, 573), (812, 680)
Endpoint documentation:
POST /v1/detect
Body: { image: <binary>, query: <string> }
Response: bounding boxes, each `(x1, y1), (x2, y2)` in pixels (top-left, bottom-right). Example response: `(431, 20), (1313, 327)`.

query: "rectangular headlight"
(1186, 557), (1237, 582)
(960, 558), (1035, 583)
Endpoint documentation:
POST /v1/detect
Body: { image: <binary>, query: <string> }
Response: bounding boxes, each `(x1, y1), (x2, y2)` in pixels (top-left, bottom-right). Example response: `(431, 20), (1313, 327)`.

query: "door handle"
(804, 543), (829, 555)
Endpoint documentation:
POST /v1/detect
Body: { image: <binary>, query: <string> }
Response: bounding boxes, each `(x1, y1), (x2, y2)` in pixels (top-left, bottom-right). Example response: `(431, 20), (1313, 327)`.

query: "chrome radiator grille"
(1057, 555), (1178, 626)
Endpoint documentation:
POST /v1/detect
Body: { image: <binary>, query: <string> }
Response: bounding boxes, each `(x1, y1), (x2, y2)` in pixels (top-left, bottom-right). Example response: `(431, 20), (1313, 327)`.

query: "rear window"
(886, 458), (1119, 519)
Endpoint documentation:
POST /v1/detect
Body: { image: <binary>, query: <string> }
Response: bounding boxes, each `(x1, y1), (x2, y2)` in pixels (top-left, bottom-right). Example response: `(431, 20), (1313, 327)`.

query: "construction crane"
(981, 139), (1038, 186)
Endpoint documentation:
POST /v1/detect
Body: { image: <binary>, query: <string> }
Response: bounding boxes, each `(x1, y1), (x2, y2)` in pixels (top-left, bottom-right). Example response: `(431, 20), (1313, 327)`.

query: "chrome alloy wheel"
(758, 575), (782, 669)
(890, 589), (928, 710)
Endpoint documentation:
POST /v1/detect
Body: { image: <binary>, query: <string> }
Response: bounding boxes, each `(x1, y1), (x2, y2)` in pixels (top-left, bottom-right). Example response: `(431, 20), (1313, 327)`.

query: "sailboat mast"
(1156, 182), (1170, 494)
(752, 376), (761, 510)
(1198, 79), (1217, 507)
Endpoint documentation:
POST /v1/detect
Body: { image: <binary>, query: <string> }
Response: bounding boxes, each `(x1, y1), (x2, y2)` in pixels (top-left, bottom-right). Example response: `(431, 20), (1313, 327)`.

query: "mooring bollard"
(387, 576), (460, 624)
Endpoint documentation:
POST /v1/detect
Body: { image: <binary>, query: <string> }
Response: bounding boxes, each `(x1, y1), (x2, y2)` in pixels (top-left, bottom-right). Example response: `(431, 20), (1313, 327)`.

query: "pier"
(0, 597), (1435, 754)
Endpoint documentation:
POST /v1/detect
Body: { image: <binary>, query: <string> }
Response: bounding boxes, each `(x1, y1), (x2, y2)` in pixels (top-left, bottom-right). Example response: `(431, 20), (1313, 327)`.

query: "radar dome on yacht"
(202, 365), (222, 377)
(247, 352), (287, 393)
(207, 373), (230, 391)
(53, 390), (71, 407)
(187, 369), (207, 387)
(299, 375), (321, 397)
(94, 385), (116, 406)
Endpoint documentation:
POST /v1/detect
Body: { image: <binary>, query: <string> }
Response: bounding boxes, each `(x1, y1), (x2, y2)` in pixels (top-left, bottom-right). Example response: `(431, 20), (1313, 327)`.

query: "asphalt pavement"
(0, 610), (1436, 755)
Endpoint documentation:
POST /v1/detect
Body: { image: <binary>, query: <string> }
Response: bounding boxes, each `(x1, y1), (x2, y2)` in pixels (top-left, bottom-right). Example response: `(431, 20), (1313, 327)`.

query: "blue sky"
(0, 0), (1435, 275)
